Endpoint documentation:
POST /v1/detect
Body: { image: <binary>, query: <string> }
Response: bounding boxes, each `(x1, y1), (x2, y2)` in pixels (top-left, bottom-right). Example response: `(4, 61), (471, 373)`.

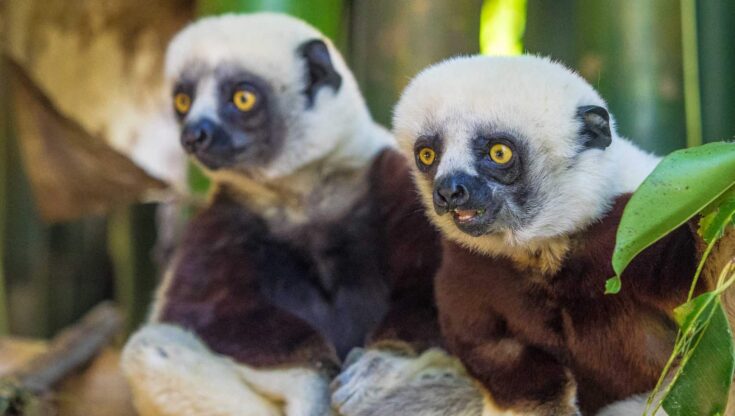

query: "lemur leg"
(121, 324), (280, 416)
(331, 347), (483, 416)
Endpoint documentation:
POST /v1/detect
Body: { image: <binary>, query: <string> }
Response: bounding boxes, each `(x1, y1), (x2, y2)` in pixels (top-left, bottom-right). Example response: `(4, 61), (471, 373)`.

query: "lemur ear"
(298, 39), (342, 107)
(577, 105), (612, 150)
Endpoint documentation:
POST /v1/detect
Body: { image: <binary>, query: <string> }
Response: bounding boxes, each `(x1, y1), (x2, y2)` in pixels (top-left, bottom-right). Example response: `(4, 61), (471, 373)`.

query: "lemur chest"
(255, 200), (390, 359)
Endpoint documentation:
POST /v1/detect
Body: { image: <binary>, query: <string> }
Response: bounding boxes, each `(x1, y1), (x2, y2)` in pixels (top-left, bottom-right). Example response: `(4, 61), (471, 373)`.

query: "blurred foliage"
(198, 0), (344, 40)
(0, 59), (9, 335)
(350, 0), (482, 125)
(108, 206), (158, 335)
(680, 0), (702, 148)
(697, 1), (735, 144)
(525, 0), (686, 155)
(480, 0), (527, 55)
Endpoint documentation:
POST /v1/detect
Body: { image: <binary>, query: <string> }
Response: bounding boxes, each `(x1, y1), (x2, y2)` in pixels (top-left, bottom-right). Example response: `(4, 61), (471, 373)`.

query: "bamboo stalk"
(0, 50), (9, 336)
(680, 0), (703, 148)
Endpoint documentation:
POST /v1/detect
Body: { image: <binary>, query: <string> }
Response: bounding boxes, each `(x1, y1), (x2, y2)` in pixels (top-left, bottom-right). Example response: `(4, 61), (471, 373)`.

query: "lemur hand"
(331, 347), (482, 416)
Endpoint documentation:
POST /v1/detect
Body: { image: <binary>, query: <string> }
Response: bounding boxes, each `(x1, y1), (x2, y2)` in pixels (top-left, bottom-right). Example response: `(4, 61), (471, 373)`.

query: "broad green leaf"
(612, 142), (735, 278)
(663, 296), (735, 416)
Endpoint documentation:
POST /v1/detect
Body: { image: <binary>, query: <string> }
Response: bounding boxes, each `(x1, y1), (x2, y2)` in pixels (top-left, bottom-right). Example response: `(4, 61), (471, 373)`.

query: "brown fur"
(156, 148), (442, 374)
(436, 194), (705, 414)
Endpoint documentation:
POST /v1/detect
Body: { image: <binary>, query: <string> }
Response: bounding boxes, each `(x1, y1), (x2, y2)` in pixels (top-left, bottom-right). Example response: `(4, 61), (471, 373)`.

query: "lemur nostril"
(435, 178), (470, 208)
(181, 120), (216, 152)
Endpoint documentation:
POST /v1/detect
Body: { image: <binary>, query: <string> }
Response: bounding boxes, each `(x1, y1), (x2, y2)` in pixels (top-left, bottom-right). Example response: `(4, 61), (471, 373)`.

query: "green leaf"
(663, 296), (735, 416)
(605, 276), (621, 294)
(699, 190), (735, 244)
(673, 292), (716, 333)
(612, 142), (735, 278)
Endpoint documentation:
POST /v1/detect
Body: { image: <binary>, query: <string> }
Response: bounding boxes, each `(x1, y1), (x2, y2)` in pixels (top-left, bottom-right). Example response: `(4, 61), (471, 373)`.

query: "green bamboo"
(109, 205), (159, 334)
(696, 1), (735, 143)
(2, 112), (52, 337)
(525, 0), (687, 155)
(350, 0), (483, 125)
(0, 58), (10, 335)
(680, 0), (702, 148)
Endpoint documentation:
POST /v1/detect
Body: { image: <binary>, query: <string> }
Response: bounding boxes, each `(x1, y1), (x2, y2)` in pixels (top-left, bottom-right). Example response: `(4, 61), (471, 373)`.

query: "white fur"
(165, 13), (394, 183)
(121, 324), (280, 416)
(597, 393), (668, 416)
(393, 55), (661, 256)
(122, 323), (334, 416)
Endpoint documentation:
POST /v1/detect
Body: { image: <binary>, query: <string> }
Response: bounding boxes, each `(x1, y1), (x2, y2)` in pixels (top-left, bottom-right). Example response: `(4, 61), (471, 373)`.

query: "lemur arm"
(366, 149), (443, 352)
(154, 194), (338, 372)
(125, 194), (337, 416)
(452, 324), (579, 416)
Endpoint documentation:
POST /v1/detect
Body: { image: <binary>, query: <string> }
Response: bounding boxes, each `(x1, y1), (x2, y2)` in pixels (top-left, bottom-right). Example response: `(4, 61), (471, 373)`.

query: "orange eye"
(489, 143), (513, 164)
(233, 90), (257, 111)
(418, 147), (436, 166)
(174, 93), (191, 114)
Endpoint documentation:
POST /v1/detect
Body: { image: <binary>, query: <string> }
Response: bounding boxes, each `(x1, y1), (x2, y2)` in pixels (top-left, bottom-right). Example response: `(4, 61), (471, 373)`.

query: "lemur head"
(393, 55), (625, 251)
(165, 13), (380, 180)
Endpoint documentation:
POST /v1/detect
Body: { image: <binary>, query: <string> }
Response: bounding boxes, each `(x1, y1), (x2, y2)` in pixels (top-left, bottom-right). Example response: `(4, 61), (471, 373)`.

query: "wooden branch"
(0, 302), (122, 415)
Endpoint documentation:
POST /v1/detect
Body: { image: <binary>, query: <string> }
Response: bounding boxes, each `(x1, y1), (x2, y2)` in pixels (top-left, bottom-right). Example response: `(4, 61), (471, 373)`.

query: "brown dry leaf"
(9, 59), (168, 223)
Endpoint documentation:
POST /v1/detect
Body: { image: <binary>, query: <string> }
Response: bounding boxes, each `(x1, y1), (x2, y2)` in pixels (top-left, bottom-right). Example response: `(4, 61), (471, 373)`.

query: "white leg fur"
(596, 393), (668, 416)
(121, 324), (280, 416)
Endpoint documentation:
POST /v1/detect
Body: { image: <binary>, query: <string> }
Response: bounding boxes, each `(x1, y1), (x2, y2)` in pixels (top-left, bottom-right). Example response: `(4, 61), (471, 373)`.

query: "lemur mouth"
(452, 208), (486, 223)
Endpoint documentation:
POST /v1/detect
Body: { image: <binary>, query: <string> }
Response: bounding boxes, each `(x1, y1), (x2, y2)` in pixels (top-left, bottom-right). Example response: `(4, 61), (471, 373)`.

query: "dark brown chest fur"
(158, 149), (441, 361)
(437, 195), (701, 414)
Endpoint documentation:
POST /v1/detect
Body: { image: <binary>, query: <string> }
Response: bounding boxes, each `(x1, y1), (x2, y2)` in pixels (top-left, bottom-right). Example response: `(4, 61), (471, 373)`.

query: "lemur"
(367, 55), (734, 416)
(121, 13), (459, 416)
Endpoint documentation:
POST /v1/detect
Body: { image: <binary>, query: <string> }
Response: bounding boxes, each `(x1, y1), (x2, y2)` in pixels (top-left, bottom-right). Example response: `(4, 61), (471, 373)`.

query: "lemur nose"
(434, 176), (470, 210)
(181, 119), (216, 153)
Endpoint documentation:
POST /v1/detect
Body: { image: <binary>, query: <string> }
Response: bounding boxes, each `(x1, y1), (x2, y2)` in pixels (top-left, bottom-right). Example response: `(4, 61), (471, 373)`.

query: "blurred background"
(0, 0), (733, 342)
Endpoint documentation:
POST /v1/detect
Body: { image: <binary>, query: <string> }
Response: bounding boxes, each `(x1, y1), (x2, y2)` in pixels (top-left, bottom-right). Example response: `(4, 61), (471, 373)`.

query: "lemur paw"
(331, 347), (482, 416)
(121, 324), (280, 416)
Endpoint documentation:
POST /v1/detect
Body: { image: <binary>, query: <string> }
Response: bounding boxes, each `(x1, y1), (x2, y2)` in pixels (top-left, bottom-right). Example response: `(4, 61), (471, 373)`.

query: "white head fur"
(393, 55), (659, 264)
(165, 13), (392, 182)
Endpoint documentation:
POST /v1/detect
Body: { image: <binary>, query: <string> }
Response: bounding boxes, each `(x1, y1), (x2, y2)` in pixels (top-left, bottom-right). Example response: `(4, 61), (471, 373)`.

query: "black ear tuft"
(577, 105), (612, 150)
(298, 39), (342, 107)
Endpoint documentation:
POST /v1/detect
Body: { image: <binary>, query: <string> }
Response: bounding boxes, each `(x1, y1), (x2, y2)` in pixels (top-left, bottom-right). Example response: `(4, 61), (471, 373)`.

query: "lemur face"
(172, 64), (283, 170)
(413, 128), (531, 237)
(164, 14), (356, 178)
(394, 56), (618, 245)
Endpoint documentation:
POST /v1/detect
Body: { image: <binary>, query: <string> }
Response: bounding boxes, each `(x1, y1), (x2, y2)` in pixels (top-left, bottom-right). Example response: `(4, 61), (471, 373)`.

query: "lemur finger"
(342, 347), (366, 370)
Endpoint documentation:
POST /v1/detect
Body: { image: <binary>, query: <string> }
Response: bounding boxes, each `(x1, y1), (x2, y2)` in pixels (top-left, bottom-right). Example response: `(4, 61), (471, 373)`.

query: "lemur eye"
(174, 93), (192, 115)
(489, 143), (513, 164)
(418, 147), (436, 166)
(233, 89), (257, 111)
